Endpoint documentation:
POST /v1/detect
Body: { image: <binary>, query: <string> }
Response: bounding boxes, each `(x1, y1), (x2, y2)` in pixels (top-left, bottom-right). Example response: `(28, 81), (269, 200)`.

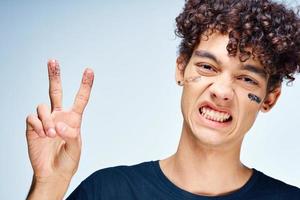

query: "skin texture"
(25, 34), (281, 199)
(26, 60), (94, 200)
(175, 0), (300, 90)
(159, 32), (281, 196)
(25, 0), (299, 198)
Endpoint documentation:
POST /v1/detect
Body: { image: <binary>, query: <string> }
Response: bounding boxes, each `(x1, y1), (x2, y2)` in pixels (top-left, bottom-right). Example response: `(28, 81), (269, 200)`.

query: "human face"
(176, 32), (281, 148)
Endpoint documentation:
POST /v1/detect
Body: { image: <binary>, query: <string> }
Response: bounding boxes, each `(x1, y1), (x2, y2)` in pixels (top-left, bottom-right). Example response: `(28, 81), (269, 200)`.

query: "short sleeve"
(66, 172), (101, 200)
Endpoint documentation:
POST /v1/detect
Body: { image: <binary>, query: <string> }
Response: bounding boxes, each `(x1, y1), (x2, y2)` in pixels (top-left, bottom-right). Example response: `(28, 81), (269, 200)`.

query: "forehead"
(193, 32), (263, 70)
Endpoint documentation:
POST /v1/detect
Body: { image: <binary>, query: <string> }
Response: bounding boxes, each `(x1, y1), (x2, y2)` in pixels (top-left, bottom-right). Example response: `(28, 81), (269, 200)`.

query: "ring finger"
(37, 104), (56, 137)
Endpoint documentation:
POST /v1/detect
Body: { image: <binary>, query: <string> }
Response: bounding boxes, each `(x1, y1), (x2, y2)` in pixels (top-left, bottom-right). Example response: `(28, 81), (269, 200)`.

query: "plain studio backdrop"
(0, 0), (299, 199)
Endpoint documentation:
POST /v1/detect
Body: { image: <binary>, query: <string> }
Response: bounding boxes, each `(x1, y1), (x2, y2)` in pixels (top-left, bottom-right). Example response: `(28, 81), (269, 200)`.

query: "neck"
(160, 123), (252, 196)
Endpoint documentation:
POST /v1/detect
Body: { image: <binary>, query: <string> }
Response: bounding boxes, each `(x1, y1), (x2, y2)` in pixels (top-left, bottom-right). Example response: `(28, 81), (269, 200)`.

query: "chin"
(190, 127), (232, 147)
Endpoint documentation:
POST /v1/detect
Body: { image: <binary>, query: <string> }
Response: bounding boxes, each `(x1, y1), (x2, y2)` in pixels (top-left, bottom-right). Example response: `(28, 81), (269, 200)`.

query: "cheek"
(180, 81), (210, 117)
(180, 76), (215, 106)
(181, 87), (196, 118)
(238, 110), (259, 135)
(235, 91), (261, 133)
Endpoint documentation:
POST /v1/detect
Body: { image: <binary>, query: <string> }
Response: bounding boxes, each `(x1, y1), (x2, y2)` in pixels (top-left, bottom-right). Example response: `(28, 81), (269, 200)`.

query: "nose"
(209, 78), (234, 103)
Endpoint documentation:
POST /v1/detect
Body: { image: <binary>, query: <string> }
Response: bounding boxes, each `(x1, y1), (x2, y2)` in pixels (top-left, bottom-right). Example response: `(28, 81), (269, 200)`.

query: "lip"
(196, 101), (234, 129)
(197, 111), (233, 128)
(198, 101), (233, 116)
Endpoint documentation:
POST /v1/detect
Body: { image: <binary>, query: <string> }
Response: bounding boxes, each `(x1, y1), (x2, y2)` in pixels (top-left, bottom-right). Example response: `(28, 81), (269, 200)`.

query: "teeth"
(200, 106), (231, 122)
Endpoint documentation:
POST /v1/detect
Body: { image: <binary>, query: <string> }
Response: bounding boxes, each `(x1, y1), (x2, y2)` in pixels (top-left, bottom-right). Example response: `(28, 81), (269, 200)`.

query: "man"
(26, 0), (300, 199)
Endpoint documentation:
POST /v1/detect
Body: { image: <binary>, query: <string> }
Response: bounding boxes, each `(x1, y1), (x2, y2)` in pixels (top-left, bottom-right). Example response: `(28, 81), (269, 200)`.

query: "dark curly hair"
(175, 0), (300, 91)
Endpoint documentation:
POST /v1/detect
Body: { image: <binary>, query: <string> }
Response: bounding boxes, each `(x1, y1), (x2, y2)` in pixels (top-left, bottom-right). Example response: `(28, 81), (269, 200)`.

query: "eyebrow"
(194, 50), (267, 79)
(194, 50), (221, 64)
(241, 64), (267, 79)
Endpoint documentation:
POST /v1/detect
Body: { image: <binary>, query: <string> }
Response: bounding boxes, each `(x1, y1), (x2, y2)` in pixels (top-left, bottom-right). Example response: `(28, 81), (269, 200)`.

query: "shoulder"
(67, 161), (156, 199)
(253, 169), (300, 198)
(87, 160), (155, 182)
(81, 160), (156, 189)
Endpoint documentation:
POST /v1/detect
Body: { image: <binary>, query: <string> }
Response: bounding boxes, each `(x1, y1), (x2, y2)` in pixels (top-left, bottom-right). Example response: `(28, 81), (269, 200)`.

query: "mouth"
(199, 105), (233, 123)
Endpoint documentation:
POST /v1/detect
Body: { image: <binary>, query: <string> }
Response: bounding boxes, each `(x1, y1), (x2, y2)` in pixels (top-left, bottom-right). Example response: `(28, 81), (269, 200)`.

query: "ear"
(175, 55), (186, 85)
(260, 86), (281, 113)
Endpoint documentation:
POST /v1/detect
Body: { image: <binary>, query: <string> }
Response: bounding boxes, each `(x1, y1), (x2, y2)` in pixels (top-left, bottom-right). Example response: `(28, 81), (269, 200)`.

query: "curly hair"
(175, 0), (300, 91)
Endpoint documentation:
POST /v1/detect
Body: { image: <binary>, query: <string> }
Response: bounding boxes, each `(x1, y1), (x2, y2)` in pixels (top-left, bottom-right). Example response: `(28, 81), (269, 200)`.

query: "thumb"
(55, 122), (81, 159)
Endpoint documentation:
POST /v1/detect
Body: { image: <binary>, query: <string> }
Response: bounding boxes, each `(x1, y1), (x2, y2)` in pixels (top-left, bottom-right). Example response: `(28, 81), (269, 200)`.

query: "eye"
(237, 76), (258, 86)
(195, 63), (217, 73)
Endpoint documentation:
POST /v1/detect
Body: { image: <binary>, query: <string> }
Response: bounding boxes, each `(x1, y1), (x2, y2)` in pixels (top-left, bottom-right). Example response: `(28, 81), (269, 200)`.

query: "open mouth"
(199, 106), (233, 123)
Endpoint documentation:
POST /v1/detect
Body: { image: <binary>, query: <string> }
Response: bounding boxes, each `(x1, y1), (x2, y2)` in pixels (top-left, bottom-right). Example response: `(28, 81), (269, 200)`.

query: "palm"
(27, 111), (80, 178)
(26, 60), (94, 182)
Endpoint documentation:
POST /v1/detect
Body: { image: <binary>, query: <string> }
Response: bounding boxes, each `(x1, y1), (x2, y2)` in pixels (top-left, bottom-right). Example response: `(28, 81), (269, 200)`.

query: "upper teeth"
(201, 106), (231, 122)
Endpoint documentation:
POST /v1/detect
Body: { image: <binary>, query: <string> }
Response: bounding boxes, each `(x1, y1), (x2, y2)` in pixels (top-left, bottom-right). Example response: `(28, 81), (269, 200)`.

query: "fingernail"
(85, 68), (93, 74)
(47, 128), (56, 137)
(48, 59), (57, 67)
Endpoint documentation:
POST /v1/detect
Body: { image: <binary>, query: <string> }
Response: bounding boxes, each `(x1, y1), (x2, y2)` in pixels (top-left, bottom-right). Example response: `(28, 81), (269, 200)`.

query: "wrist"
(27, 175), (71, 200)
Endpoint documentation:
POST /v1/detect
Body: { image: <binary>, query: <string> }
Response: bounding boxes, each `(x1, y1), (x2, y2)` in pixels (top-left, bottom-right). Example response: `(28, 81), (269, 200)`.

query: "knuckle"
(76, 94), (88, 103)
(35, 127), (44, 135)
(43, 119), (54, 128)
(26, 114), (35, 123)
(52, 106), (63, 111)
(26, 114), (42, 133)
(72, 108), (83, 115)
(49, 88), (62, 96)
(36, 104), (52, 118)
(36, 103), (48, 111)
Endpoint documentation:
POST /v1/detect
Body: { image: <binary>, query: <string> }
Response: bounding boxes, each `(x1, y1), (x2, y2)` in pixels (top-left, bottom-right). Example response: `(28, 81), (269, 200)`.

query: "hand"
(26, 60), (94, 186)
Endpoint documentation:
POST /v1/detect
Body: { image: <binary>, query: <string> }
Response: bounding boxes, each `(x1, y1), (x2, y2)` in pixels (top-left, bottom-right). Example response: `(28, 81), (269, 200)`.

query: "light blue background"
(0, 0), (299, 199)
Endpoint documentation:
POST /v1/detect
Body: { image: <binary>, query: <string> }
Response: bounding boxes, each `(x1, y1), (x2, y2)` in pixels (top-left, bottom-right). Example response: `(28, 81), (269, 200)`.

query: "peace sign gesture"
(26, 60), (94, 199)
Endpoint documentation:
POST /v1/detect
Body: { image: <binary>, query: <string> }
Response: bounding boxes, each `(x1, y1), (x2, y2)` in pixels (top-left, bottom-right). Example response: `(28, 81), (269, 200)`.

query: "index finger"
(72, 68), (94, 115)
(48, 59), (63, 111)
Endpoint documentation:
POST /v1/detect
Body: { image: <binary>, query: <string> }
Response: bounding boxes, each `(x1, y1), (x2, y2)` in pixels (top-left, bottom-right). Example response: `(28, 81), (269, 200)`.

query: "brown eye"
(238, 76), (258, 85)
(196, 63), (216, 73)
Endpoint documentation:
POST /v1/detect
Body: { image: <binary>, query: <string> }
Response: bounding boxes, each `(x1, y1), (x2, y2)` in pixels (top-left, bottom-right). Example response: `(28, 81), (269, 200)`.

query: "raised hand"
(26, 60), (94, 199)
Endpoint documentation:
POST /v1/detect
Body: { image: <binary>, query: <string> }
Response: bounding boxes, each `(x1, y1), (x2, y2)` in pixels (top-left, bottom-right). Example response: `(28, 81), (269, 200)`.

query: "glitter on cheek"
(177, 76), (202, 86)
(248, 93), (262, 104)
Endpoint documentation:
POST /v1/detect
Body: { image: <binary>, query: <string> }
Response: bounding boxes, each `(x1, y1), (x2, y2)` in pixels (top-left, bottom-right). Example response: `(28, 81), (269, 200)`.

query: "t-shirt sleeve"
(66, 172), (101, 200)
(66, 181), (90, 200)
(65, 165), (146, 200)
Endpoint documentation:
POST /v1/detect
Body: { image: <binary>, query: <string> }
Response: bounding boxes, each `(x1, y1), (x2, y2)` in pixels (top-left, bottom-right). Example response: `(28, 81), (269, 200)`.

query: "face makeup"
(179, 77), (262, 105)
(248, 93), (262, 104)
(178, 76), (202, 86)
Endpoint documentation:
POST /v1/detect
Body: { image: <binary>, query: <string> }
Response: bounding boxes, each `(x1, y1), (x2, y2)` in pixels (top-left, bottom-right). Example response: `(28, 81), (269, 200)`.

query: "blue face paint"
(248, 93), (261, 104)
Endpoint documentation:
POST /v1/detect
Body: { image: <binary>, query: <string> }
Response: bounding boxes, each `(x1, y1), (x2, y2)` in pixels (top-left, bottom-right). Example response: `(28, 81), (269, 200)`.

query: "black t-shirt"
(67, 160), (300, 200)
